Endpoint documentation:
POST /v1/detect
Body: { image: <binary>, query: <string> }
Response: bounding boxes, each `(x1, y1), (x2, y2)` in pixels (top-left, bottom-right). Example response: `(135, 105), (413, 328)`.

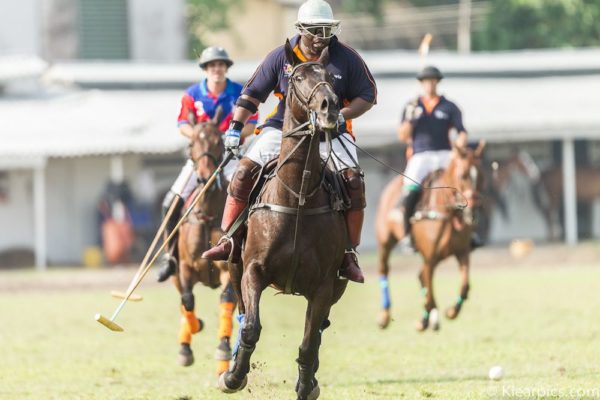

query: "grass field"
(1, 252), (599, 399)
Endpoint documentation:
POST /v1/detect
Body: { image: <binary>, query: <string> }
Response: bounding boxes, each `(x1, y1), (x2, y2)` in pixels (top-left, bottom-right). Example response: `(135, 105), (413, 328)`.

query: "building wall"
(0, 0), (40, 55)
(128, 0), (187, 61)
(203, 0), (298, 60)
(0, 170), (35, 250)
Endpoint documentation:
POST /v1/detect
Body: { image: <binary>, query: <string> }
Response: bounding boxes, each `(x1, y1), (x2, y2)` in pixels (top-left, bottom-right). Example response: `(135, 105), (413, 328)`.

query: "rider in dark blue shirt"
(397, 66), (469, 246)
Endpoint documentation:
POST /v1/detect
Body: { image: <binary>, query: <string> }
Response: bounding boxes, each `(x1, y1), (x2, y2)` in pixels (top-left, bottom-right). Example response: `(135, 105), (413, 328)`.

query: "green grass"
(1, 262), (599, 399)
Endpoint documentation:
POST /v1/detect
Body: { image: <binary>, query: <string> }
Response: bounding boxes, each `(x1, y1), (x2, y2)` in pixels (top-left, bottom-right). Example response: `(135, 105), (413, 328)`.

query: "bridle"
(191, 124), (225, 189)
(288, 62), (334, 114)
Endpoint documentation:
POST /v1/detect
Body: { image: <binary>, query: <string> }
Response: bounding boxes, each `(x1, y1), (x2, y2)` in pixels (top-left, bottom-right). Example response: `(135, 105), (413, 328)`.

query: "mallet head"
(95, 314), (124, 332)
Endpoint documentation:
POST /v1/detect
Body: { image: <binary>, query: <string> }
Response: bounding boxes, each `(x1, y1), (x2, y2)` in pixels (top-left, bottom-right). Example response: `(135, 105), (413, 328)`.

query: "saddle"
(248, 157), (349, 214)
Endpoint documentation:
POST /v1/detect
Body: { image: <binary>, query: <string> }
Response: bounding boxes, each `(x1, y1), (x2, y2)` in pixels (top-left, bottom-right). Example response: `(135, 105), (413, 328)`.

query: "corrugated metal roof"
(1, 74), (598, 164)
(0, 90), (188, 159)
(352, 74), (600, 146)
(0, 55), (47, 83)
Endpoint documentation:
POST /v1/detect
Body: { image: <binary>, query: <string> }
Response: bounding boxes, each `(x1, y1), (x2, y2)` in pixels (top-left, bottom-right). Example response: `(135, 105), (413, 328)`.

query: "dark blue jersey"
(402, 96), (466, 154)
(243, 35), (377, 136)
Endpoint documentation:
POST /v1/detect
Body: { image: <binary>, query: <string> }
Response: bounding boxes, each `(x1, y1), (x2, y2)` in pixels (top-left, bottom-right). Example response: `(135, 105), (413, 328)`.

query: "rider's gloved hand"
(337, 111), (347, 133)
(224, 120), (244, 152)
(404, 99), (423, 125)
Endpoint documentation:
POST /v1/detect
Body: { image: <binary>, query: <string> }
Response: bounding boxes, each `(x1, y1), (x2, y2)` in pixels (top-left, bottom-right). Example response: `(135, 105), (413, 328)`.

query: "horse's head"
(449, 140), (486, 208)
(284, 39), (339, 130)
(189, 107), (225, 182)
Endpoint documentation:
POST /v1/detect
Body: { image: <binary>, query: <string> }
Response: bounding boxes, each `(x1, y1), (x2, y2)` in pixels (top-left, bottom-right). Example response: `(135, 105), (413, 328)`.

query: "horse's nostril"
(321, 99), (328, 111)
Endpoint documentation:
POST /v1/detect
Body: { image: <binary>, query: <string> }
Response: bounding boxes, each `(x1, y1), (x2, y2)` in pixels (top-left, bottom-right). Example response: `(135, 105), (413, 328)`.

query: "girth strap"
(250, 202), (333, 216)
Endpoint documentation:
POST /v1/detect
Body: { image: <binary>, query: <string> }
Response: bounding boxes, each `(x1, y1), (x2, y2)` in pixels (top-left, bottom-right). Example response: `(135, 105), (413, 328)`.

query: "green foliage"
(474, 0), (600, 50)
(340, 0), (385, 21)
(186, 0), (241, 58)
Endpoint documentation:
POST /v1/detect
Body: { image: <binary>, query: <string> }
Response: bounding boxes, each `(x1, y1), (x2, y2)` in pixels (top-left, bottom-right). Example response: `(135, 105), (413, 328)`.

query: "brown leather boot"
(201, 195), (245, 261)
(202, 158), (260, 261)
(339, 208), (365, 283)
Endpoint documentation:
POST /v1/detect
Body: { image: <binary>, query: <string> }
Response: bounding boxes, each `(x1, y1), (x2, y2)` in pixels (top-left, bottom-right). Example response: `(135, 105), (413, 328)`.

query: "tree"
(473, 0), (600, 50)
(186, 0), (241, 58)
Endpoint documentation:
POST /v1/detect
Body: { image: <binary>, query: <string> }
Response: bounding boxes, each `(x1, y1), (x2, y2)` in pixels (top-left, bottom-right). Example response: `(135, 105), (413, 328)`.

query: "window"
(78, 0), (130, 59)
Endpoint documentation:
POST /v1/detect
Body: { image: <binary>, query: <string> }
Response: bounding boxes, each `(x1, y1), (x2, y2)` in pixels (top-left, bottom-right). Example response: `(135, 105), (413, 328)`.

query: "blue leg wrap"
(379, 276), (391, 310)
(231, 313), (245, 360)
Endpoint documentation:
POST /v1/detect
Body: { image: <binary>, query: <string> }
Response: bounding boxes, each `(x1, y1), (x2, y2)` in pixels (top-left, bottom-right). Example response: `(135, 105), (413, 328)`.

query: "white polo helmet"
(296, 0), (339, 25)
(295, 0), (340, 38)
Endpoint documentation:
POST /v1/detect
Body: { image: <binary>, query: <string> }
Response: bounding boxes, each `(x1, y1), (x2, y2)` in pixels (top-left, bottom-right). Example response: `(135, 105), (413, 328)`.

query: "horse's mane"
(417, 169), (449, 210)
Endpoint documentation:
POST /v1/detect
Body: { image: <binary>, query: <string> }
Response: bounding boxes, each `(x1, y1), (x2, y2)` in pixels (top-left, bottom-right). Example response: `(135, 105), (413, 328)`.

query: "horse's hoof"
(307, 383), (320, 400)
(377, 309), (391, 329)
(445, 306), (458, 320)
(218, 372), (247, 393)
(178, 344), (194, 367)
(429, 308), (440, 331)
(215, 338), (232, 361)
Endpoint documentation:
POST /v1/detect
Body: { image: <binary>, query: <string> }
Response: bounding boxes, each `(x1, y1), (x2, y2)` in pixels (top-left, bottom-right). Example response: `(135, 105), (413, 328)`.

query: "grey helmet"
(198, 46), (233, 69)
(417, 66), (443, 81)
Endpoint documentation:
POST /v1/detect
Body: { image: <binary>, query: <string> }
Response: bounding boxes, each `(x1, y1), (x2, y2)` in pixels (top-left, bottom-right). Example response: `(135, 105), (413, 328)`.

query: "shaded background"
(1, 0), (600, 269)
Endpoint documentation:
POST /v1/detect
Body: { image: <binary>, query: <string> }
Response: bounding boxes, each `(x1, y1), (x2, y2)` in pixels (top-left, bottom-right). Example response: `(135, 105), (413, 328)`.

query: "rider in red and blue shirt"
(156, 46), (257, 283)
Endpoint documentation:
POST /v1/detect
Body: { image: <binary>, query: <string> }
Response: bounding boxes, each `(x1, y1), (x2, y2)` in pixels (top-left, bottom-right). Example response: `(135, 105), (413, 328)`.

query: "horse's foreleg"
(177, 267), (203, 367)
(446, 253), (470, 320)
(377, 236), (396, 329)
(416, 262), (439, 332)
(296, 283), (333, 400)
(216, 277), (236, 375)
(219, 263), (265, 393)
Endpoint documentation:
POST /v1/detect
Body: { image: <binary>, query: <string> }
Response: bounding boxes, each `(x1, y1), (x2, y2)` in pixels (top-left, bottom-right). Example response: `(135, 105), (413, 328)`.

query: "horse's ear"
(284, 39), (301, 67)
(212, 105), (224, 125)
(317, 46), (329, 66)
(474, 140), (486, 158)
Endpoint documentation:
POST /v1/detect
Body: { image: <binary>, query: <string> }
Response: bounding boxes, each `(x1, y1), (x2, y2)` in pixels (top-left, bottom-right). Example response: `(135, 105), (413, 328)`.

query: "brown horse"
(172, 111), (237, 375)
(376, 142), (485, 331)
(218, 44), (347, 400)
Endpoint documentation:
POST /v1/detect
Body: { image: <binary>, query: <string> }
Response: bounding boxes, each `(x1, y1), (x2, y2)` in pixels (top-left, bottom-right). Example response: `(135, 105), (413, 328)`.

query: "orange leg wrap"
(218, 302), (235, 339)
(178, 306), (202, 344)
(216, 360), (230, 375)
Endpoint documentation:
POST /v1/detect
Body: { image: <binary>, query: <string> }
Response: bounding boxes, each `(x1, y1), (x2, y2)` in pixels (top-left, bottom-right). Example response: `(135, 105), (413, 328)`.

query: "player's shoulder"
(333, 38), (366, 62)
(440, 96), (461, 111)
(184, 82), (203, 97)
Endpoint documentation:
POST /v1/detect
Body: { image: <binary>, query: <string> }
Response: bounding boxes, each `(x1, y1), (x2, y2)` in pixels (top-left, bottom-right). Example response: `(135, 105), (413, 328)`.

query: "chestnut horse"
(219, 44), (347, 400)
(376, 142), (484, 331)
(172, 110), (237, 375)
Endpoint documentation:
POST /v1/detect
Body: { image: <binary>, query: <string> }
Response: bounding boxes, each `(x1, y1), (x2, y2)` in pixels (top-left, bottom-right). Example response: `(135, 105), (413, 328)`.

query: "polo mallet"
(95, 151), (234, 332)
(110, 191), (185, 302)
(418, 33), (433, 66)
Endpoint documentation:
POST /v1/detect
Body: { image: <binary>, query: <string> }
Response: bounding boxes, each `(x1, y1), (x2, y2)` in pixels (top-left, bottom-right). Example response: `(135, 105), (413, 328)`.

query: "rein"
(253, 64), (338, 294)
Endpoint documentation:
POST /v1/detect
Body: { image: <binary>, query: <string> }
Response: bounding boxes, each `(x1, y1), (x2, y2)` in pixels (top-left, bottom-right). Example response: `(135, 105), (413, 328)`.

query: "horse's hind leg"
(296, 283), (334, 400)
(377, 236), (397, 329)
(215, 275), (236, 375)
(177, 265), (203, 367)
(446, 253), (470, 320)
(219, 263), (265, 393)
(416, 262), (439, 332)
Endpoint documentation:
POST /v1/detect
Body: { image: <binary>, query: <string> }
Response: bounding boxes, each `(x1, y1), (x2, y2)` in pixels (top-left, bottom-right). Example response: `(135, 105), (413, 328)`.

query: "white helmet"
(295, 0), (340, 38)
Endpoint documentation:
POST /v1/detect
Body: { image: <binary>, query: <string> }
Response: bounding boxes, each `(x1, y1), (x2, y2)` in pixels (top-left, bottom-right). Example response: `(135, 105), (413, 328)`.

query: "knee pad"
(228, 158), (261, 201)
(181, 292), (195, 312)
(340, 168), (366, 210)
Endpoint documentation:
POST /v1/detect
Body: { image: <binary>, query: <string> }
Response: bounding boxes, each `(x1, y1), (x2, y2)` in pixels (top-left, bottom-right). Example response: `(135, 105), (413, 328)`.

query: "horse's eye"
(294, 75), (303, 82)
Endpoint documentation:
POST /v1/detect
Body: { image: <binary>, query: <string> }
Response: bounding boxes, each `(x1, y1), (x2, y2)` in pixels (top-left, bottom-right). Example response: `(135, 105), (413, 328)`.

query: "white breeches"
(244, 127), (359, 169)
(403, 150), (452, 187)
(170, 158), (238, 200)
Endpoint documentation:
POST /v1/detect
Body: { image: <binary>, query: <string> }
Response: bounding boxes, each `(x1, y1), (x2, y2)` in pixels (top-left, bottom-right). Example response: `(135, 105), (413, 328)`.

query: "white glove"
(224, 121), (243, 151)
